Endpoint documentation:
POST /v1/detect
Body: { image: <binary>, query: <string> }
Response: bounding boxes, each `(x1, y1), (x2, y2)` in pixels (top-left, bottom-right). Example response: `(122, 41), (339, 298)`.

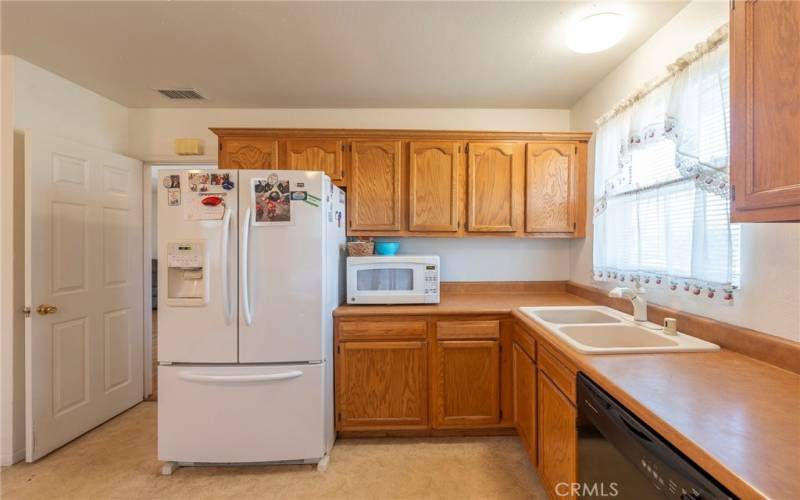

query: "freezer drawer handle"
(177, 370), (303, 384)
(241, 207), (254, 325)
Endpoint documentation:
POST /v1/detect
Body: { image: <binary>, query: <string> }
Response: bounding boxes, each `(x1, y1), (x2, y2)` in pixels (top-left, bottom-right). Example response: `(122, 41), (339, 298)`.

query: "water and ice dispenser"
(166, 241), (208, 306)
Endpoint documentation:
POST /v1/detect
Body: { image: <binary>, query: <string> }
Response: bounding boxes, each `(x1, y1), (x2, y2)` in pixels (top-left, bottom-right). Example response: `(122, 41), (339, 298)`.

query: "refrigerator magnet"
(252, 176), (293, 226)
(290, 191), (308, 201)
(167, 188), (181, 206)
(163, 174), (180, 189)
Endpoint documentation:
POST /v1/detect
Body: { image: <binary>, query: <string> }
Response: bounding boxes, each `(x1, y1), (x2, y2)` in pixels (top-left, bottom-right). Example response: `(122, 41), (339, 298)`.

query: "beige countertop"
(335, 290), (800, 499)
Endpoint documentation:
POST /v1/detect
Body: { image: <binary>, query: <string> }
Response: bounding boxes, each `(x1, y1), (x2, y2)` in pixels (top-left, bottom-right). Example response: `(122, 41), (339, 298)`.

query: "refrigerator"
(156, 169), (345, 468)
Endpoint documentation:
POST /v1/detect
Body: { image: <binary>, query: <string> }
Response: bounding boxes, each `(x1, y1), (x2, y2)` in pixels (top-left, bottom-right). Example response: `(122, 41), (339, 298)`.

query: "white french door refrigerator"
(157, 169), (345, 468)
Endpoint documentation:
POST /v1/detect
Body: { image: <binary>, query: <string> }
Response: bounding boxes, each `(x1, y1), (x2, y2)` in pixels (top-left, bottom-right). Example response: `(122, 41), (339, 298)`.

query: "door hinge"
(573, 222), (577, 230)
(219, 142), (223, 152)
(23, 306), (31, 318)
(731, 185), (736, 202)
(730, 0), (735, 11)
(337, 412), (342, 421)
(574, 145), (578, 154)
(337, 345), (341, 354)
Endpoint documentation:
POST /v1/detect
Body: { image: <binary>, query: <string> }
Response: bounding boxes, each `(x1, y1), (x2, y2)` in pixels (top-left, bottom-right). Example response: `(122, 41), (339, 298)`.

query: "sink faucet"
(608, 283), (647, 322)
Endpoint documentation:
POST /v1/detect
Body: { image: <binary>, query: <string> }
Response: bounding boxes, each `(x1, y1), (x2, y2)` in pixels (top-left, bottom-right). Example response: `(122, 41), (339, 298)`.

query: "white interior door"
(25, 131), (144, 461)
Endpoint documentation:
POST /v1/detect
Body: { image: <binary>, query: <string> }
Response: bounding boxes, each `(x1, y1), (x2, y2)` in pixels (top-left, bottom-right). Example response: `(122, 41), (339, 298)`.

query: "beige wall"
(0, 56), (131, 465)
(128, 107), (571, 162)
(569, 1), (800, 343)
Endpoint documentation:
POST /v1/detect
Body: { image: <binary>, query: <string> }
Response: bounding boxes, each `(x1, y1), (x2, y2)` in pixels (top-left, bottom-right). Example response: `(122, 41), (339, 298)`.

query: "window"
(593, 39), (738, 300)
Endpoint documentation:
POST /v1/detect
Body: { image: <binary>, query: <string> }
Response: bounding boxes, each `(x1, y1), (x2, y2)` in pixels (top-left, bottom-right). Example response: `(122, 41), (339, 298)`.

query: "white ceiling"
(1, 1), (687, 109)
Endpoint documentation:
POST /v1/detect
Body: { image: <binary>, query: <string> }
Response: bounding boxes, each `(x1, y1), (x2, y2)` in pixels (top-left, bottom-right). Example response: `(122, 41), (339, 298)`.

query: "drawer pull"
(178, 371), (303, 384)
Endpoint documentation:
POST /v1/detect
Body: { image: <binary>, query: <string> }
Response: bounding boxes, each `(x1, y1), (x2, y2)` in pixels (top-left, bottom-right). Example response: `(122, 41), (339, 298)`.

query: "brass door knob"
(36, 304), (58, 315)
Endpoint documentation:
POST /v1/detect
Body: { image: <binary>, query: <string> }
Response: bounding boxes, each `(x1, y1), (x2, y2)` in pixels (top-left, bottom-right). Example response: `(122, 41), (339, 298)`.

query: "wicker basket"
(347, 240), (374, 257)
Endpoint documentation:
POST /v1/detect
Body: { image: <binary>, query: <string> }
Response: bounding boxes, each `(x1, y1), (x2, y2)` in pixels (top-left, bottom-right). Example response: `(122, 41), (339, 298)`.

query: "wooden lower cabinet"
(335, 315), (509, 434)
(512, 342), (537, 465)
(537, 370), (578, 500)
(336, 341), (428, 430)
(433, 340), (500, 427)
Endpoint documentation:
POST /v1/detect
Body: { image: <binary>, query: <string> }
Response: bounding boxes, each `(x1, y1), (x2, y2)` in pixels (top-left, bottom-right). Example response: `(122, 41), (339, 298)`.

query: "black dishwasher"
(577, 373), (736, 500)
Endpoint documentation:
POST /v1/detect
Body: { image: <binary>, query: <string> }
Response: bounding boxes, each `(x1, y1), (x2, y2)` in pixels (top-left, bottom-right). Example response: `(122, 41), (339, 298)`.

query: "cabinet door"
(285, 139), (344, 181)
(409, 142), (460, 232)
(538, 371), (577, 500)
(513, 343), (536, 465)
(434, 340), (500, 427)
(337, 341), (428, 429)
(526, 143), (575, 233)
(349, 141), (403, 231)
(220, 138), (278, 169)
(467, 143), (523, 232)
(731, 0), (800, 221)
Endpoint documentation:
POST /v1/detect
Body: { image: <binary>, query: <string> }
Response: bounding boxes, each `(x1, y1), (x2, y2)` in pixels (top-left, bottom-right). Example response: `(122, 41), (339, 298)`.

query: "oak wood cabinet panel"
(433, 340), (501, 427)
(513, 342), (537, 465)
(284, 139), (345, 182)
(731, 0), (800, 221)
(538, 371), (577, 500)
(466, 142), (524, 232)
(336, 340), (428, 429)
(408, 141), (461, 232)
(219, 138), (278, 169)
(436, 320), (499, 340)
(339, 319), (427, 341)
(539, 346), (576, 403)
(348, 141), (403, 231)
(526, 143), (576, 234)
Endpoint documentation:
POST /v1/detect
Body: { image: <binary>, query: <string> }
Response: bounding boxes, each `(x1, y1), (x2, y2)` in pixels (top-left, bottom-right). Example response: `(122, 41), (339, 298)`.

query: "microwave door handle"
(241, 207), (253, 326)
(220, 207), (233, 325)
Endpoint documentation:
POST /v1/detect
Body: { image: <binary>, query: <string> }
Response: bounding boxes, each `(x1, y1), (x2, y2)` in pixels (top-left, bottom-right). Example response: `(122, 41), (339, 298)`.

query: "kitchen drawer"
(539, 346), (576, 403)
(338, 319), (427, 341)
(158, 363), (326, 463)
(436, 320), (500, 340)
(512, 324), (536, 360)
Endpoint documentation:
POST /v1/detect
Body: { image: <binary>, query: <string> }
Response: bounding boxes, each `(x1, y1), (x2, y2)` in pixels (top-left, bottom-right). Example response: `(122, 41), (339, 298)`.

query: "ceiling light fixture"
(566, 12), (627, 54)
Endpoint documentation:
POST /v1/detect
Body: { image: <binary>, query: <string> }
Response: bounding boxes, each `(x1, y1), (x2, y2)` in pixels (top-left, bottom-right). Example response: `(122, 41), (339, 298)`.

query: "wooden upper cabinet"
(337, 340), (428, 429)
(467, 142), (523, 232)
(348, 141), (403, 231)
(731, 0), (800, 221)
(408, 142), (461, 232)
(284, 139), (344, 181)
(433, 340), (500, 427)
(526, 143), (576, 233)
(219, 138), (278, 169)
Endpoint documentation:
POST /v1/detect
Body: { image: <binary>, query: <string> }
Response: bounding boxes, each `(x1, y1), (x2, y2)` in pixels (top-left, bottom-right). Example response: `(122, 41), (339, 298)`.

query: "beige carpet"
(1, 402), (547, 500)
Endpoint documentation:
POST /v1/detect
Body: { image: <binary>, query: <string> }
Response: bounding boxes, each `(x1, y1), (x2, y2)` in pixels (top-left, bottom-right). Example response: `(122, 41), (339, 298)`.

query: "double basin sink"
(520, 306), (719, 354)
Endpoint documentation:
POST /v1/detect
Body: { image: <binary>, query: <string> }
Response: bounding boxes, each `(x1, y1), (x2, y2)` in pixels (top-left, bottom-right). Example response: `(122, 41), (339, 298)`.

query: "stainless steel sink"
(519, 306), (719, 354)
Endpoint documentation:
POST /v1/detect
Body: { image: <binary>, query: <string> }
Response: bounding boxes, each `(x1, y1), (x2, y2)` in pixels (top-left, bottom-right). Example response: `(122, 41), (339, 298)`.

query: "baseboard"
(1, 447), (25, 466)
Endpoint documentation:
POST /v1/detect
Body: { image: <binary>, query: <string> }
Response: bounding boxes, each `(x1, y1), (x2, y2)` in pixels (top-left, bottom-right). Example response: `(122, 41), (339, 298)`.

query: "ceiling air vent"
(155, 88), (206, 100)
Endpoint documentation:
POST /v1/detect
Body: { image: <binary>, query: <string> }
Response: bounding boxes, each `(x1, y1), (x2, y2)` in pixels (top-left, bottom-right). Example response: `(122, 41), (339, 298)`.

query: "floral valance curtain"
(593, 34), (738, 302)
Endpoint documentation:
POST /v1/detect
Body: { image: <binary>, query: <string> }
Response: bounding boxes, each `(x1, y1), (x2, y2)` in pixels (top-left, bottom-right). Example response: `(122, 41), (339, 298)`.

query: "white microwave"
(346, 255), (440, 304)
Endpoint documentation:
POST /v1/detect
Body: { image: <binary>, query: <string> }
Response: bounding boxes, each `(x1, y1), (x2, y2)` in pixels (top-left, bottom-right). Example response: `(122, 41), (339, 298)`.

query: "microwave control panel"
(424, 264), (439, 302)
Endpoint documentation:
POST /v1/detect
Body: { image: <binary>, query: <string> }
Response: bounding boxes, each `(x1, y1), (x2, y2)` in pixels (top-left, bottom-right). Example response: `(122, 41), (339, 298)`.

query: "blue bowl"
(375, 241), (400, 255)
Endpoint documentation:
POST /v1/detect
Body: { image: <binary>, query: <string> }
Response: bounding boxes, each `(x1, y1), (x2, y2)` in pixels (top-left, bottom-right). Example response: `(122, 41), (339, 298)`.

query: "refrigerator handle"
(220, 207), (233, 326)
(177, 370), (303, 383)
(242, 207), (254, 326)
